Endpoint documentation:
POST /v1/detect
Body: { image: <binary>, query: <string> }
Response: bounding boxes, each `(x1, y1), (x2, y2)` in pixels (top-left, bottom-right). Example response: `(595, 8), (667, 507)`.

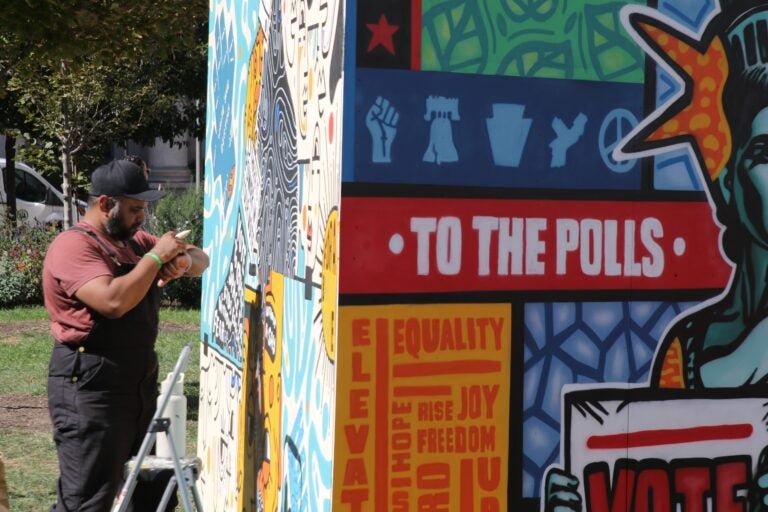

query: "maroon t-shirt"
(42, 223), (157, 344)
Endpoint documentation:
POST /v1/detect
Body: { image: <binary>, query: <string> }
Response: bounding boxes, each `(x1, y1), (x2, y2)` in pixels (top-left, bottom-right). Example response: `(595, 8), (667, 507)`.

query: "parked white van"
(0, 159), (85, 227)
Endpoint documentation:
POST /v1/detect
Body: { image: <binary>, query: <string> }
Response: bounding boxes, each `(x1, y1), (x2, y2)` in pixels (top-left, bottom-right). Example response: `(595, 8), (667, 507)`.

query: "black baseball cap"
(89, 160), (165, 201)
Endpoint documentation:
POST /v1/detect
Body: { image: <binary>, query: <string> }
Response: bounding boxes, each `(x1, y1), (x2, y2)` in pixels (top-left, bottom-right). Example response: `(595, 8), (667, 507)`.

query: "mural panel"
(420, 0), (644, 82)
(339, 196), (729, 294)
(198, 345), (241, 511)
(541, 1), (768, 510)
(341, 0), (737, 510)
(352, 69), (644, 189)
(202, 0), (344, 510)
(203, 0), (765, 509)
(334, 304), (511, 511)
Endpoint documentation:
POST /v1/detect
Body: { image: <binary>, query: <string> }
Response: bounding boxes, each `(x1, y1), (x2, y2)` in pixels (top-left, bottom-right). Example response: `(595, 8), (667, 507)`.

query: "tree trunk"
(61, 148), (73, 229)
(2, 135), (17, 226)
(59, 59), (74, 230)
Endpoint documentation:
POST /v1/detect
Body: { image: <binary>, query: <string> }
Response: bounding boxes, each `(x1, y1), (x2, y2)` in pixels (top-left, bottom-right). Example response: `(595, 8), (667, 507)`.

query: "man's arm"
(75, 259), (162, 318)
(75, 232), (187, 318)
(183, 246), (209, 277)
(157, 245), (210, 287)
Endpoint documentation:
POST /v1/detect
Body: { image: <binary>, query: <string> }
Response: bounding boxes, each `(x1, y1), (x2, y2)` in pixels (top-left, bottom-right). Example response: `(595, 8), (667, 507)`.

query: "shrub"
(0, 225), (57, 307)
(147, 186), (204, 308)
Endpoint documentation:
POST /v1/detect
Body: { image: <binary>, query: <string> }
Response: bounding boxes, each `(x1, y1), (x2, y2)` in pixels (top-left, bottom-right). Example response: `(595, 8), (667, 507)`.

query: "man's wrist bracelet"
(145, 251), (163, 269)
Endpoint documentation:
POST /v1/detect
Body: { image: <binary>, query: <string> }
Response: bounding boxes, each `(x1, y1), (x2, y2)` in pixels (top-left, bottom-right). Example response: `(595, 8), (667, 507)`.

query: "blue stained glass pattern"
(522, 300), (698, 498)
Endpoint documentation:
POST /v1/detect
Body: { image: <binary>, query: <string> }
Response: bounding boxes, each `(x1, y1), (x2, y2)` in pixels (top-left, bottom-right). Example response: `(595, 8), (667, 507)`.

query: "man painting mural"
(546, 1), (768, 510)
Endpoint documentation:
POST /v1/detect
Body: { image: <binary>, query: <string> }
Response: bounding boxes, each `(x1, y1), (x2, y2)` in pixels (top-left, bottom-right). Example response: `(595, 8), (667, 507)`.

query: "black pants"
(48, 343), (175, 512)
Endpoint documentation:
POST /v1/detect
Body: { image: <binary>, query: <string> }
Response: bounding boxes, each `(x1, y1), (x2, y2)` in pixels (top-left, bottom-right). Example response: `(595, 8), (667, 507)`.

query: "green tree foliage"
(0, 32), (35, 225)
(148, 186), (205, 308)
(0, 0), (208, 227)
(0, 1), (207, 65)
(0, 184), (205, 308)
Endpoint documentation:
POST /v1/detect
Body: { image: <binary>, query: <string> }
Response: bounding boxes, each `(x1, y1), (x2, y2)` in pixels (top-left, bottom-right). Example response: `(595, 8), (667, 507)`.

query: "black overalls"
(47, 228), (166, 512)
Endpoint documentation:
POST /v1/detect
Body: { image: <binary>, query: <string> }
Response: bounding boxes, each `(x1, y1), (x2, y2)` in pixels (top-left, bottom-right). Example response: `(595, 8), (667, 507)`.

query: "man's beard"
(105, 209), (137, 241)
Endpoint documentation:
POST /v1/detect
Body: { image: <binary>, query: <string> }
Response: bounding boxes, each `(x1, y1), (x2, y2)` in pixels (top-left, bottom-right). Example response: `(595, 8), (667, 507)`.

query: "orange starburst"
(626, 14), (732, 181)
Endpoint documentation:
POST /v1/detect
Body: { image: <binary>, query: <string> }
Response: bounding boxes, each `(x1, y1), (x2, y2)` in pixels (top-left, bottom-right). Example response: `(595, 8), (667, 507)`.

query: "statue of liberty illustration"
(544, 1), (768, 510)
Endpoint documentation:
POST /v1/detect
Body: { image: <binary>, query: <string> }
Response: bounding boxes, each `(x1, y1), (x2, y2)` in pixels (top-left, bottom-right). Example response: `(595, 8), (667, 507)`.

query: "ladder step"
(125, 456), (201, 477)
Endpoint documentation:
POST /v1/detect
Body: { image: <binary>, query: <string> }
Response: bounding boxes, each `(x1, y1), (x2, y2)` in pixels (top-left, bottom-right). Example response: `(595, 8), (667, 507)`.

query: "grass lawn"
(0, 306), (201, 512)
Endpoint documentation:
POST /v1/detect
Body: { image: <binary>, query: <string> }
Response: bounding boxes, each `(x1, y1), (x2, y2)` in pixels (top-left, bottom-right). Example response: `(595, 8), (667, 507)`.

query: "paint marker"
(176, 229), (192, 240)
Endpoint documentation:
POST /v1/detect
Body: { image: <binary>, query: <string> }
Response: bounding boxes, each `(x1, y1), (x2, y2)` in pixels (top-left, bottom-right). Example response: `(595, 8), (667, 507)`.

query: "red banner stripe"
(339, 196), (732, 294)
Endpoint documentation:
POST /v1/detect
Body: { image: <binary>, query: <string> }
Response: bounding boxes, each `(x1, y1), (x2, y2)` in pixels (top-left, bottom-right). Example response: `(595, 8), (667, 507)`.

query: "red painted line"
(411, 0), (421, 70)
(586, 423), (753, 449)
(393, 385), (452, 397)
(393, 360), (501, 377)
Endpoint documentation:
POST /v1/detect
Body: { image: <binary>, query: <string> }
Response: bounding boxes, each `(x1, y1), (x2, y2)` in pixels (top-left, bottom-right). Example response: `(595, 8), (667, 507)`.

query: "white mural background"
(200, 0), (344, 509)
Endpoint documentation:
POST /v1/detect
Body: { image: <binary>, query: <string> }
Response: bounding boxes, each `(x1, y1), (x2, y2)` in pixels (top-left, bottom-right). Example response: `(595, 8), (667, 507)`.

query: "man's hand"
(750, 446), (768, 510)
(151, 232), (187, 264)
(545, 467), (582, 512)
(157, 252), (191, 288)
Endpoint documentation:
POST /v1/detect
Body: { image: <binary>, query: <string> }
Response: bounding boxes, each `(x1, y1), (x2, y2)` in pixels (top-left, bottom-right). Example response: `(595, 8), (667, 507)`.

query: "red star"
(366, 14), (399, 55)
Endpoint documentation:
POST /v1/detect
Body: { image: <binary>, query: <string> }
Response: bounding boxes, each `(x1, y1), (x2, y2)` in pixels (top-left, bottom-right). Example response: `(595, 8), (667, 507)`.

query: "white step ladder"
(112, 343), (203, 512)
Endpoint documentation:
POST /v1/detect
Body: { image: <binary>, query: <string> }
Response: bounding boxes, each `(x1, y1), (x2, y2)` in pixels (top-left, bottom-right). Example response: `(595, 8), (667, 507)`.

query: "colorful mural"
(335, 304), (511, 510)
(542, 1), (768, 510)
(337, 0), (735, 510)
(421, 0), (644, 81)
(203, 0), (768, 509)
(201, 0), (344, 509)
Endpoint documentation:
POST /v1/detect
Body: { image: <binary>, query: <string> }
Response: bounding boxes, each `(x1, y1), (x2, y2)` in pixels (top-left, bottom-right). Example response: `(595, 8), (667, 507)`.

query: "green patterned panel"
(422, 0), (644, 83)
